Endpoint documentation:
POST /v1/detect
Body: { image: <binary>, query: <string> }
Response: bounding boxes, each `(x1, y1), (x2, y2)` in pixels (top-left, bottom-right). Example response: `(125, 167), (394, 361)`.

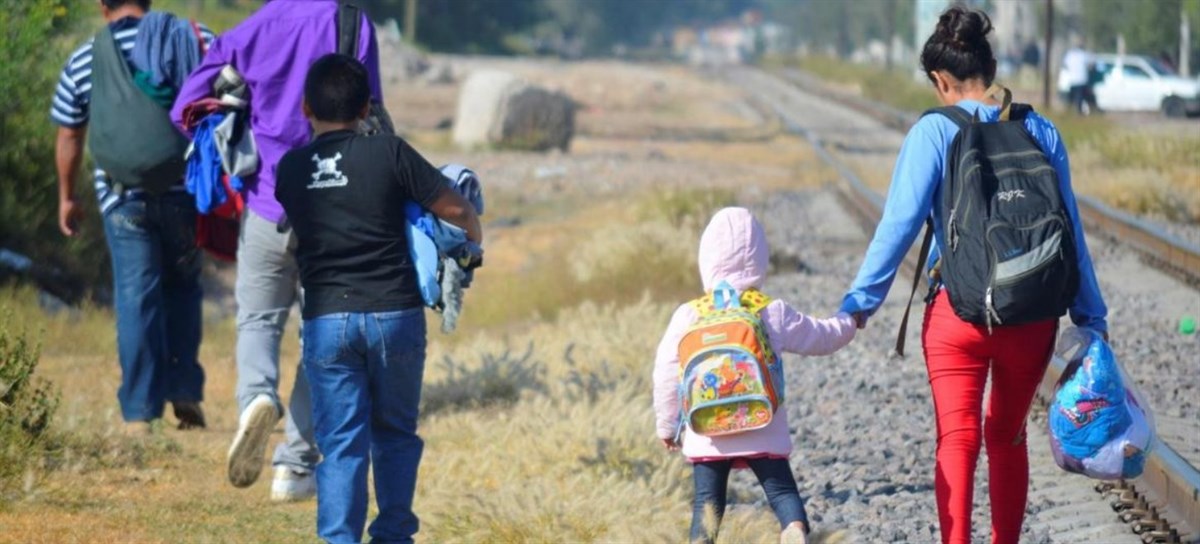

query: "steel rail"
(774, 67), (1200, 289)
(762, 72), (1199, 543)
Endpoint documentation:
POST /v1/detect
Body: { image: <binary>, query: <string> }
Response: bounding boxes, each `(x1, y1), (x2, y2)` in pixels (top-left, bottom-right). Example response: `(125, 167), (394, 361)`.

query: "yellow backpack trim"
(688, 288), (772, 317)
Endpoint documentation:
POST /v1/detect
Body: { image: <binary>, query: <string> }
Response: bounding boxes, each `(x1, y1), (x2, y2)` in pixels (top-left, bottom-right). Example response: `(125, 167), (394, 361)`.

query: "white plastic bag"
(1048, 326), (1155, 480)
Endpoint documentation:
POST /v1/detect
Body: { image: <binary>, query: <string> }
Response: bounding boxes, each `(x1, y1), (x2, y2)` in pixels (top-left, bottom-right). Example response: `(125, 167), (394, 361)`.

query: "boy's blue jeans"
(689, 457), (809, 544)
(101, 192), (205, 422)
(303, 308), (427, 544)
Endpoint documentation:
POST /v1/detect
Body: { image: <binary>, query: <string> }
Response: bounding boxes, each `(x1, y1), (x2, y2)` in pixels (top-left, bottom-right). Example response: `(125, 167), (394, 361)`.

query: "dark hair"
(920, 6), (996, 86)
(101, 0), (151, 9)
(304, 54), (371, 123)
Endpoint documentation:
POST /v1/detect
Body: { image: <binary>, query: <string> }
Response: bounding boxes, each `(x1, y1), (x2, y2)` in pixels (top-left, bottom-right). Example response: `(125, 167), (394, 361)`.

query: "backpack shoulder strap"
(688, 295), (714, 317)
(92, 25), (132, 80)
(1008, 103), (1033, 121)
(894, 218), (935, 357)
(190, 19), (207, 56)
(740, 289), (772, 315)
(337, 2), (361, 57)
(921, 106), (972, 129)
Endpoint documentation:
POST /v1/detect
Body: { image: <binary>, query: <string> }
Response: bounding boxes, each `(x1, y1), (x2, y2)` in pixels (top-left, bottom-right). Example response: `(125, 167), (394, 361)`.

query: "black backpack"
(337, 1), (395, 136)
(88, 25), (189, 193)
(896, 88), (1080, 355)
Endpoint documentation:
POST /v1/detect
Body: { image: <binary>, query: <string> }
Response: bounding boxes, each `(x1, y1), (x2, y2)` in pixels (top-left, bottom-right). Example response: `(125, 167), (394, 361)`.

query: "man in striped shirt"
(52, 0), (215, 437)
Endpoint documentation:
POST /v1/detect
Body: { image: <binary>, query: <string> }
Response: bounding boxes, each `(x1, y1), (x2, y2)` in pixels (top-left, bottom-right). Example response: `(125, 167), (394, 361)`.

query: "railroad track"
(774, 67), (1200, 290)
(729, 65), (1200, 543)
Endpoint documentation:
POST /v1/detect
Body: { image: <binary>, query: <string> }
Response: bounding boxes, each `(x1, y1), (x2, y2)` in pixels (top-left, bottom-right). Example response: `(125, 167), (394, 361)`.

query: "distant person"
(1061, 39), (1098, 114)
(275, 53), (482, 544)
(652, 207), (857, 544)
(1157, 50), (1177, 73)
(171, 0), (383, 501)
(840, 7), (1107, 544)
(51, 0), (214, 437)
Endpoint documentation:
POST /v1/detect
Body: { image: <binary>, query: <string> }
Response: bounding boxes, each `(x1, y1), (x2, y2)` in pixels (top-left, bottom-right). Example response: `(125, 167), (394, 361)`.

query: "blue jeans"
(303, 308), (427, 544)
(101, 192), (205, 422)
(690, 457), (809, 544)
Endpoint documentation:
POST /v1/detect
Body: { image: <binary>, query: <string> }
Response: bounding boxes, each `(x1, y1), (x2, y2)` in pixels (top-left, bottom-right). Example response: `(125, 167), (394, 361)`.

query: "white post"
(1181, 4), (1191, 76)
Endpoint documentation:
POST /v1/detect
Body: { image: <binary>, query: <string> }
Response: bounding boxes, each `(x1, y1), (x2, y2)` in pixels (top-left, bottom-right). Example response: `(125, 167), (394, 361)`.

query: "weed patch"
(0, 313), (57, 501)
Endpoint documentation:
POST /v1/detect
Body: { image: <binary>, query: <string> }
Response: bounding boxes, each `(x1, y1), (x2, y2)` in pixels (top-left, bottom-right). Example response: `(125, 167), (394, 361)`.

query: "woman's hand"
(661, 438), (680, 452)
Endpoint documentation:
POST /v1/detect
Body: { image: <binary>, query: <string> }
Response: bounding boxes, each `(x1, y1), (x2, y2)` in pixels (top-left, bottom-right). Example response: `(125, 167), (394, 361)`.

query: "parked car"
(1057, 54), (1200, 117)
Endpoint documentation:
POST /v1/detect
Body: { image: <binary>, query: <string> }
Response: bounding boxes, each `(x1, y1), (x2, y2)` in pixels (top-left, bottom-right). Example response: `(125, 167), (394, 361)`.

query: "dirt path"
(0, 59), (829, 544)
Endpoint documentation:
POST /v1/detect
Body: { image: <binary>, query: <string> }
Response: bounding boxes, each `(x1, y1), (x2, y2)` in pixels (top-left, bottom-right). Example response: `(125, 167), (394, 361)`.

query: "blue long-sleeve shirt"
(839, 100), (1108, 332)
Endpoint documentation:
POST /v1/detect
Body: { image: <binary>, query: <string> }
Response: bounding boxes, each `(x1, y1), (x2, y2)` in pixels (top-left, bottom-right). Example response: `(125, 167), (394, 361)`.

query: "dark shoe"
(173, 401), (207, 430)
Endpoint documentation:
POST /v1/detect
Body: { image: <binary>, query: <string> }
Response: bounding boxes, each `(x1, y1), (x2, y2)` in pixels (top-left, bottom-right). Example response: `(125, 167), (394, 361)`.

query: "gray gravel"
(735, 65), (1200, 470)
(723, 189), (1143, 543)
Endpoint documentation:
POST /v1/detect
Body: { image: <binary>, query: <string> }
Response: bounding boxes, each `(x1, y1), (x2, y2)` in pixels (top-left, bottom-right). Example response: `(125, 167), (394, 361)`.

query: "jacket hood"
(697, 207), (769, 292)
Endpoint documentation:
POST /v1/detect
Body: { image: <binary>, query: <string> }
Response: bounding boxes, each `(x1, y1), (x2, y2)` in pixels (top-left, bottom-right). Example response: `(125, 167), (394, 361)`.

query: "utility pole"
(1043, 0), (1053, 110)
(404, 0), (418, 45)
(886, 0), (897, 70)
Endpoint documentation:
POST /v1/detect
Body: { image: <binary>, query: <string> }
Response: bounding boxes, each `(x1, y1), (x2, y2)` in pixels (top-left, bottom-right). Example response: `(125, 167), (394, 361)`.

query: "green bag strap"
(91, 25), (136, 101)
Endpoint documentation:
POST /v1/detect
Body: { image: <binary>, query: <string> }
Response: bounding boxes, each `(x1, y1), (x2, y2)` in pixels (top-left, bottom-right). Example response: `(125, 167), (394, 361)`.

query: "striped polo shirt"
(51, 16), (215, 213)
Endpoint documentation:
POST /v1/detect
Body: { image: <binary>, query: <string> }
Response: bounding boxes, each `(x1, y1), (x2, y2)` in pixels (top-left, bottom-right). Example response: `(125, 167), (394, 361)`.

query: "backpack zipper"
(985, 286), (1001, 334)
(982, 215), (1067, 332)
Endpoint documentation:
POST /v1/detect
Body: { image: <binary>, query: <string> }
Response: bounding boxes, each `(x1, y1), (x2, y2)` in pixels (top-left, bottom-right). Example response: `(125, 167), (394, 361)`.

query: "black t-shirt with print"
(276, 130), (443, 319)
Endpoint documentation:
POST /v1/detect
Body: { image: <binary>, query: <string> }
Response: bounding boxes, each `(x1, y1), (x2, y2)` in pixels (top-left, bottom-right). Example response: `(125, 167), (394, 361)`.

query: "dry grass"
(0, 185), (801, 543)
(0, 60), (835, 542)
(417, 299), (782, 543)
(764, 55), (1200, 223)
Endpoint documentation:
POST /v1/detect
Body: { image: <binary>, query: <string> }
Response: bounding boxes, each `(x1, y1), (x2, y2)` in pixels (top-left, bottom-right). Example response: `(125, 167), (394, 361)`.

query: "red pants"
(921, 290), (1056, 544)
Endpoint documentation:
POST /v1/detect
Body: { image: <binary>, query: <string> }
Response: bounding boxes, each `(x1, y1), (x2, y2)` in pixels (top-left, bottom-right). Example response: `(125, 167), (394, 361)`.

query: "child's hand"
(661, 438), (680, 452)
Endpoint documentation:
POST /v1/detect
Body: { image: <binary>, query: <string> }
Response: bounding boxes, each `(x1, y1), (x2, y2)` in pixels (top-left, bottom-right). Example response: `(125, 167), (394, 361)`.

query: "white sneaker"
(270, 466), (317, 502)
(227, 394), (280, 488)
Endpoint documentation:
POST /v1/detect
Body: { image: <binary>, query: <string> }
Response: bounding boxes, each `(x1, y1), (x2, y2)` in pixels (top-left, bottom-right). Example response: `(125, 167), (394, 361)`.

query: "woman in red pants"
(838, 6), (1109, 544)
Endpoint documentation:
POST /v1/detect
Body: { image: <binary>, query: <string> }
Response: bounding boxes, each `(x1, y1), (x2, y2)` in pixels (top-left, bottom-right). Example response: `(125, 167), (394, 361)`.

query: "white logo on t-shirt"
(308, 152), (348, 189)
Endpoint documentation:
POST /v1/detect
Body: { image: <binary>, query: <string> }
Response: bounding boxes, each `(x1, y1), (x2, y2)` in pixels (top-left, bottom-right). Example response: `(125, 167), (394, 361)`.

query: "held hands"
(851, 311), (869, 330)
(59, 198), (82, 237)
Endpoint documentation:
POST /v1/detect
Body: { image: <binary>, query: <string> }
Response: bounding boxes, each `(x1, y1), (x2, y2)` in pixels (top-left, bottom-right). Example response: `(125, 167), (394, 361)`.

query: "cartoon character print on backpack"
(678, 284), (783, 437)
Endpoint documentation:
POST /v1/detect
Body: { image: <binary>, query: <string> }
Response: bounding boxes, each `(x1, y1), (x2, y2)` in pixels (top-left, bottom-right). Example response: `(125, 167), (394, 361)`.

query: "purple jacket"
(171, 0), (382, 223)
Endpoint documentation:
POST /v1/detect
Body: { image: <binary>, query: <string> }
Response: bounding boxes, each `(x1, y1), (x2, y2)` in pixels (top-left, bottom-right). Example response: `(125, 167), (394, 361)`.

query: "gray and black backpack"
(896, 88), (1080, 354)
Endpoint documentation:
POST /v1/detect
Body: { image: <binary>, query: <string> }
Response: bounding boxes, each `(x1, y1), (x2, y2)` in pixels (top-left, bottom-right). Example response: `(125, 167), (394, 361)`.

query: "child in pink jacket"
(653, 207), (857, 544)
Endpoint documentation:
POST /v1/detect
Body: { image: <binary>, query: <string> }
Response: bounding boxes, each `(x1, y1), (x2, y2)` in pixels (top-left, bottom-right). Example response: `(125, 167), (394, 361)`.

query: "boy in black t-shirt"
(275, 53), (482, 543)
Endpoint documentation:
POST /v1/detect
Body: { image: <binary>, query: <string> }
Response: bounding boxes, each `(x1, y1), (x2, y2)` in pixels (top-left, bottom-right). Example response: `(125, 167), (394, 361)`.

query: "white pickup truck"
(1058, 54), (1200, 117)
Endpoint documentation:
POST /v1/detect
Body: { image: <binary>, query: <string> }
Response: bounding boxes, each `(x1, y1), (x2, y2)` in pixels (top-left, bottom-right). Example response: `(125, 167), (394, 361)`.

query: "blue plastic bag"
(1048, 327), (1154, 480)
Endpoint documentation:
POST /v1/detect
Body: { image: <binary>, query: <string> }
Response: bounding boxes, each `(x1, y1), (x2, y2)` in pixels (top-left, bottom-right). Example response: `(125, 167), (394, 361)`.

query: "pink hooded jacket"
(652, 207), (857, 461)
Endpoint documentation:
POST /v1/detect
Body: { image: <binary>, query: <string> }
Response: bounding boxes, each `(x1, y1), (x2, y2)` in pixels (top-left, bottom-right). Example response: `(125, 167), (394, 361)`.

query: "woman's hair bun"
(920, 5), (997, 85)
(936, 6), (993, 51)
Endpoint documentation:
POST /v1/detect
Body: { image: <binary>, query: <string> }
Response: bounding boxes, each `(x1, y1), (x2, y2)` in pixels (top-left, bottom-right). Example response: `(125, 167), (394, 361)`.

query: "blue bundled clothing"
(131, 11), (204, 91)
(184, 112), (244, 214)
(1049, 337), (1129, 459)
(1048, 327), (1153, 480)
(406, 164), (485, 333)
(839, 100), (1107, 333)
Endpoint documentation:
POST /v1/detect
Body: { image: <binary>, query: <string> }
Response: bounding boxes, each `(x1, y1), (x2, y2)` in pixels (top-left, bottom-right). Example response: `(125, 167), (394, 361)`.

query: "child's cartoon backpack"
(677, 281), (783, 437)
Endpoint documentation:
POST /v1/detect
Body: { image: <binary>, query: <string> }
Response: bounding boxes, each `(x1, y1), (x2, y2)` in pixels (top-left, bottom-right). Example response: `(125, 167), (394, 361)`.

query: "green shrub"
(0, 313), (58, 499)
(0, 1), (108, 295)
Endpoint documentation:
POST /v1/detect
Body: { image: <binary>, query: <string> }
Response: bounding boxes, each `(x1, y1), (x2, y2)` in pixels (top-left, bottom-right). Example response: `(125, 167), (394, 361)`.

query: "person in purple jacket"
(171, 0), (383, 502)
